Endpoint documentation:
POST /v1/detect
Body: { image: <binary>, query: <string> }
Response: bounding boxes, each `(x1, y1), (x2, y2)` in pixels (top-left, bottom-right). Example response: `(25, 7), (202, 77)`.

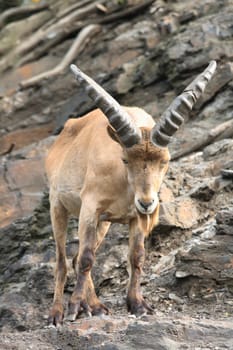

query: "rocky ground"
(0, 0), (233, 349)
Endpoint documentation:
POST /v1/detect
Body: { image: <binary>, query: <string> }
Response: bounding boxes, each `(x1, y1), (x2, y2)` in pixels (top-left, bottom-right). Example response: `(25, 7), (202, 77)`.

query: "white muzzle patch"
(135, 193), (158, 215)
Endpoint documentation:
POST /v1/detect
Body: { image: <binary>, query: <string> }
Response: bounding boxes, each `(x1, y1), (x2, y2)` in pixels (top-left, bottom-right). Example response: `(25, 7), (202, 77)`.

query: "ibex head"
(121, 129), (170, 214)
(70, 61), (216, 215)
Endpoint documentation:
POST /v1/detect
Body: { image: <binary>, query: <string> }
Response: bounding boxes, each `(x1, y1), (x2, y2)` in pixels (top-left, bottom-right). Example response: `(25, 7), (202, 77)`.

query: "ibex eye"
(160, 160), (168, 167)
(122, 159), (128, 164)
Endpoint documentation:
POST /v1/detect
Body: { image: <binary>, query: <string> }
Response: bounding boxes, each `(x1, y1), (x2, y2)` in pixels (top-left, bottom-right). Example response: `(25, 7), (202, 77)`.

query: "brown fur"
(45, 107), (170, 325)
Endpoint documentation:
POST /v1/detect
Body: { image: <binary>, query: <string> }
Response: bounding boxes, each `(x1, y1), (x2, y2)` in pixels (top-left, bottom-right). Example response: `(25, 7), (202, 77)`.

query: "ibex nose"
(138, 199), (154, 210)
(135, 195), (158, 214)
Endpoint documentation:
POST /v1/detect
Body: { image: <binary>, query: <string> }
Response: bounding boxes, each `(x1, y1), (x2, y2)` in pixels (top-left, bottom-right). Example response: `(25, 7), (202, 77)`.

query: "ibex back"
(45, 61), (216, 326)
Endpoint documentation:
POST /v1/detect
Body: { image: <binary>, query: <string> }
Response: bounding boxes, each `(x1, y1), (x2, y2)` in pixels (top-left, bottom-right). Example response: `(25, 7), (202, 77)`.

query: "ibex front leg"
(67, 212), (96, 320)
(71, 220), (110, 318)
(67, 204), (109, 320)
(85, 221), (111, 316)
(127, 218), (153, 316)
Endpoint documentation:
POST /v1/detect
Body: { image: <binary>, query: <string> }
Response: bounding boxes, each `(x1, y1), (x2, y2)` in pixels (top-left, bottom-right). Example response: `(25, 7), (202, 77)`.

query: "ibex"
(45, 61), (216, 326)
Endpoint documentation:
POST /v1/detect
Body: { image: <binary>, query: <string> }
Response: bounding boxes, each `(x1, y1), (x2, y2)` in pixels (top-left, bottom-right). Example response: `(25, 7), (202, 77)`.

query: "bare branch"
(51, 0), (94, 22)
(42, 0), (106, 30)
(171, 119), (233, 160)
(0, 4), (49, 31)
(0, 143), (15, 156)
(97, 0), (155, 24)
(19, 24), (101, 90)
(0, 0), (106, 72)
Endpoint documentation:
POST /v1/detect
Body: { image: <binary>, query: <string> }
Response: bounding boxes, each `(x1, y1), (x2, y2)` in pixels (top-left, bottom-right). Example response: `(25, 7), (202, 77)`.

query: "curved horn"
(151, 60), (217, 148)
(70, 64), (141, 147)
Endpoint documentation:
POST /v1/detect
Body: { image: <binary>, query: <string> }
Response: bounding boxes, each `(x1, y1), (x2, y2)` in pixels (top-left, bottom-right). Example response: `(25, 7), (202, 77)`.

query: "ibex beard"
(45, 61), (216, 326)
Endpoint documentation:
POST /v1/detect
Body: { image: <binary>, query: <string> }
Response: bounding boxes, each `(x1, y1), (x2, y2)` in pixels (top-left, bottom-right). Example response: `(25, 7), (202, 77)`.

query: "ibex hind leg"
(68, 202), (110, 320)
(48, 200), (68, 327)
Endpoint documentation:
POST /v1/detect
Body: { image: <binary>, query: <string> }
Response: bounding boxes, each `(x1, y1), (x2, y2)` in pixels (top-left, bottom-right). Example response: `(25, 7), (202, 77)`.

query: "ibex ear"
(107, 125), (124, 146)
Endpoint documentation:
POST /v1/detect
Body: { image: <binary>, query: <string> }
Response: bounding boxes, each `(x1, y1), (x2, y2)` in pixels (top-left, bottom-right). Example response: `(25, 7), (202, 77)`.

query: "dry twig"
(171, 119), (233, 160)
(97, 0), (155, 24)
(0, 0), (106, 72)
(19, 24), (101, 90)
(0, 4), (49, 31)
(50, 0), (94, 24)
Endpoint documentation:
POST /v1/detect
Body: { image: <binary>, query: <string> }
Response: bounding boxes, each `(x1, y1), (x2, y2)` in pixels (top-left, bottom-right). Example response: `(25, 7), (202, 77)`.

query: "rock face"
(0, 0), (233, 348)
(0, 137), (54, 228)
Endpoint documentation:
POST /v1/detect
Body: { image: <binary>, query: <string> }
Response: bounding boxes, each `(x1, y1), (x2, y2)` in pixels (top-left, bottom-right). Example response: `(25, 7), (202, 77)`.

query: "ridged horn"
(70, 64), (141, 147)
(151, 60), (217, 148)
